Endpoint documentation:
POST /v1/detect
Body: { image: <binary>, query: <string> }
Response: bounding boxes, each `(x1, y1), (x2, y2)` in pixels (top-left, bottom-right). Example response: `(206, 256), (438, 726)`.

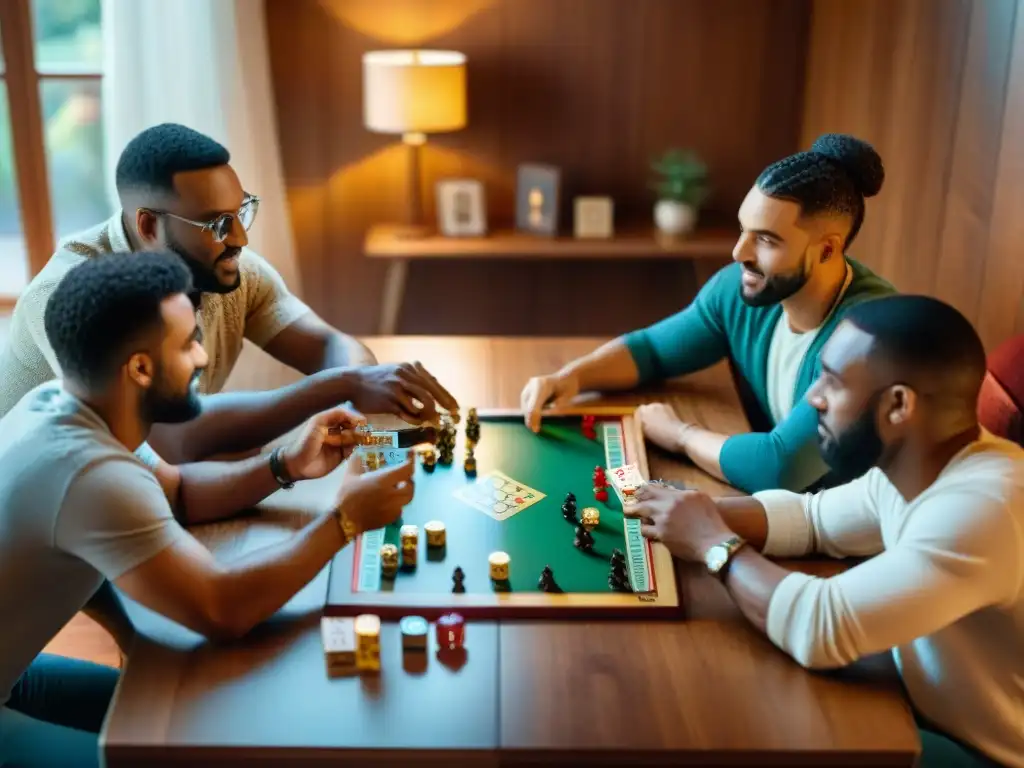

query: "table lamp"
(363, 49), (467, 237)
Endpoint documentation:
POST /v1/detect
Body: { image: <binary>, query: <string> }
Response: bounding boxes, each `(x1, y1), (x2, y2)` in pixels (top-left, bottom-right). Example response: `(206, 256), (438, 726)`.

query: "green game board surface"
(325, 412), (679, 620)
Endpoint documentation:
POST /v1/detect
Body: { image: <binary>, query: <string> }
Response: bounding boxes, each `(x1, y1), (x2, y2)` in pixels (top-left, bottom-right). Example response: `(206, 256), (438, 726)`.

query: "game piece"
(321, 616), (357, 674)
(364, 452), (379, 471)
(537, 565), (562, 593)
(593, 466), (606, 485)
(452, 566), (466, 592)
(421, 447), (437, 473)
(561, 502), (577, 522)
(379, 543), (400, 578)
(400, 524), (419, 568)
(464, 443), (477, 476)
(573, 524), (595, 553)
(354, 614), (381, 672)
(594, 486), (609, 502)
(609, 552), (631, 592)
(436, 612), (465, 650)
(400, 615), (429, 651)
(465, 407), (480, 443)
(489, 550), (511, 581)
(425, 520), (446, 548)
(581, 506), (600, 531)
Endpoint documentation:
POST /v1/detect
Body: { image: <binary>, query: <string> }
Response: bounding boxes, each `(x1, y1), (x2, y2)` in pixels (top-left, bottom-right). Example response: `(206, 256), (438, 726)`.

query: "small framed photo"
(515, 163), (560, 236)
(436, 179), (487, 237)
(574, 196), (614, 239)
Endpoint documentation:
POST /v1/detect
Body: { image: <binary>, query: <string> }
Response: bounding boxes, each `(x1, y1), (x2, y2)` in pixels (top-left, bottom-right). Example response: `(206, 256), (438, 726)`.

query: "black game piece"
(564, 492), (577, 507)
(608, 555), (631, 592)
(452, 566), (466, 593)
(573, 524), (595, 553)
(562, 492), (578, 522)
(537, 565), (563, 593)
(611, 548), (626, 564)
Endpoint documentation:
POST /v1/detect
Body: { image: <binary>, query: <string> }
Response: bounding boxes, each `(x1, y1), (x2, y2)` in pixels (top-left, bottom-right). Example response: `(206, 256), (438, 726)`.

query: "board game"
(324, 408), (679, 620)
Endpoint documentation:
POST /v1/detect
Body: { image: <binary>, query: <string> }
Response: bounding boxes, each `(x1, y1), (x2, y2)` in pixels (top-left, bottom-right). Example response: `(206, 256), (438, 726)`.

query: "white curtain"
(100, 0), (301, 290)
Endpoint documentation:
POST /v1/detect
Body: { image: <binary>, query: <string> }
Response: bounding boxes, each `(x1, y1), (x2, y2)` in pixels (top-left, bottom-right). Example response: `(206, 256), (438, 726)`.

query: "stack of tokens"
(320, 617), (356, 675)
(488, 551), (510, 581)
(379, 543), (399, 578)
(400, 524), (418, 568)
(354, 614), (381, 673)
(424, 520), (446, 548)
(400, 615), (429, 651)
(436, 613), (465, 651)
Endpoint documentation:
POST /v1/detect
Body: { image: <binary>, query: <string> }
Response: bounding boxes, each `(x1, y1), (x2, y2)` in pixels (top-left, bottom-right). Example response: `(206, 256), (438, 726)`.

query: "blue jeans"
(0, 654), (119, 767)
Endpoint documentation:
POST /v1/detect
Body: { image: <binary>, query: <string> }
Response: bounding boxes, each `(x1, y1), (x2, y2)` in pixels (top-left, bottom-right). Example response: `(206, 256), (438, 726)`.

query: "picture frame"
(574, 196), (614, 239)
(515, 163), (560, 236)
(436, 179), (487, 237)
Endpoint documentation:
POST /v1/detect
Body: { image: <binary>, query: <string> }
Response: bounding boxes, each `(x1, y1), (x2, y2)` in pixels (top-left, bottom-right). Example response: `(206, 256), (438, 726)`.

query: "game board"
(324, 409), (680, 620)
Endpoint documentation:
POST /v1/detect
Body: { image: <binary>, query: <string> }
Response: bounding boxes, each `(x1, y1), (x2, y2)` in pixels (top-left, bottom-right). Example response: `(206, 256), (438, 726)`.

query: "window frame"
(0, 0), (103, 291)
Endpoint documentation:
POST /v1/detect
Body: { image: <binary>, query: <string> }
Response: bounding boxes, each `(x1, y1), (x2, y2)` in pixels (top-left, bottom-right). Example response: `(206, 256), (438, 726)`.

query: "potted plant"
(649, 148), (708, 236)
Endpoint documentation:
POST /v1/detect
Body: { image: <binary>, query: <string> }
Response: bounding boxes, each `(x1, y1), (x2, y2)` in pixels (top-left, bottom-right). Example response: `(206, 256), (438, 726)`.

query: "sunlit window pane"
(41, 79), (108, 237)
(0, 83), (29, 297)
(33, 0), (102, 73)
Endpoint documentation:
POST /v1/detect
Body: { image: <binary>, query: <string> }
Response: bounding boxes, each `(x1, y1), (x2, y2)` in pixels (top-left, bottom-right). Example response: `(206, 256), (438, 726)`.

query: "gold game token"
(488, 550), (510, 581)
(425, 520), (446, 547)
(581, 506), (600, 531)
(354, 614), (381, 672)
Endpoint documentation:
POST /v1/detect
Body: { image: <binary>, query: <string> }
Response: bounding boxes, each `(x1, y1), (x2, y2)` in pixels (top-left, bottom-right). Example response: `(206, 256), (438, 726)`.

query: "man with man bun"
(521, 134), (896, 493)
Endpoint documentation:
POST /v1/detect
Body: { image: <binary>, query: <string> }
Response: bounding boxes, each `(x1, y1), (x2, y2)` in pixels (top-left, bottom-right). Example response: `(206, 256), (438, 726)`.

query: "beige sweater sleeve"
(755, 475), (1021, 669)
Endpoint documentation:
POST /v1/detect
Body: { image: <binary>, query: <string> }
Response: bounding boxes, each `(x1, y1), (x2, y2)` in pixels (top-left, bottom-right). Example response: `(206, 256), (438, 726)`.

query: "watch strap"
(269, 447), (295, 489)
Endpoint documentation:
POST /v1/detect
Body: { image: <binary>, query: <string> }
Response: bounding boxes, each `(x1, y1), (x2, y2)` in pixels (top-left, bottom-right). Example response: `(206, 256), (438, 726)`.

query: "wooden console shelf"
(365, 224), (737, 260)
(365, 223), (738, 334)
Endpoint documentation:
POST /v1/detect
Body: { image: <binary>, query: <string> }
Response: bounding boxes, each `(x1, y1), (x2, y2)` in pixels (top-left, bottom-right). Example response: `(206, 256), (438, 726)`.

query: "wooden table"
(365, 225), (738, 335)
(101, 337), (920, 766)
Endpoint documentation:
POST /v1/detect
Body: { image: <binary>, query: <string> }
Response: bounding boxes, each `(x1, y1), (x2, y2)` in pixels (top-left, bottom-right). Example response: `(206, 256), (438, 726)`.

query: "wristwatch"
(704, 535), (747, 580)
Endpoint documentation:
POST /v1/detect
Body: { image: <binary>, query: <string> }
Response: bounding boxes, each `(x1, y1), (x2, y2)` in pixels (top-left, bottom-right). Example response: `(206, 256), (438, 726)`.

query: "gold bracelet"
(337, 511), (358, 547)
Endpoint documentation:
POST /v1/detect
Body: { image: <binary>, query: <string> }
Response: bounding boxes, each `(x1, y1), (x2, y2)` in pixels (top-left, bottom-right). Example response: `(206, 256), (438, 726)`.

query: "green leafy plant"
(650, 149), (709, 207)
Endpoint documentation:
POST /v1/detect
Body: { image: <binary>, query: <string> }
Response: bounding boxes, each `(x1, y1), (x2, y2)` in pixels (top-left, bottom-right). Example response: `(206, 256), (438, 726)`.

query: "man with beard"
(629, 295), (1024, 767)
(520, 134), (895, 493)
(0, 122), (459, 472)
(0, 252), (415, 766)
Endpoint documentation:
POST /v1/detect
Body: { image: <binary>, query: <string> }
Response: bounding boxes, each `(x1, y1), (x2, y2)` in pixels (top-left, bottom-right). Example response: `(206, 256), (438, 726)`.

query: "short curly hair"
(44, 251), (194, 388)
(756, 133), (885, 248)
(115, 123), (230, 196)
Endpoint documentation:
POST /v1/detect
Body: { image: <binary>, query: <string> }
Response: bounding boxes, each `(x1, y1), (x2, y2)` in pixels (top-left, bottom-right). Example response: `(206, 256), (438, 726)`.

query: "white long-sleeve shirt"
(754, 430), (1024, 767)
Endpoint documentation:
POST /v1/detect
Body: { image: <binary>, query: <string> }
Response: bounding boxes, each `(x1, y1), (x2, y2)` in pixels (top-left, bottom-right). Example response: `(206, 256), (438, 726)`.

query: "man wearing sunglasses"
(0, 122), (458, 488)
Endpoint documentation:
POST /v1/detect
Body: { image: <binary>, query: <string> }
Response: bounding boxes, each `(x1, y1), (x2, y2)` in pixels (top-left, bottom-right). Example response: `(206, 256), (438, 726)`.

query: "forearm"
(679, 426), (729, 482)
(215, 512), (345, 638)
(323, 333), (376, 369)
(147, 369), (352, 463)
(714, 496), (770, 550)
(560, 338), (641, 392)
(720, 547), (792, 633)
(177, 453), (282, 525)
(83, 580), (135, 654)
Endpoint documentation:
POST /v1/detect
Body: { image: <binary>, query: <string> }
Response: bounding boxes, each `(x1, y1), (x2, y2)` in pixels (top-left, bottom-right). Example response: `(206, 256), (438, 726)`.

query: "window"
(0, 0), (104, 301)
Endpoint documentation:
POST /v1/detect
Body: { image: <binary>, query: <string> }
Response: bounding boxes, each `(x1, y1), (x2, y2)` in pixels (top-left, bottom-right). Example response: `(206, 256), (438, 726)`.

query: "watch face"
(705, 545), (728, 572)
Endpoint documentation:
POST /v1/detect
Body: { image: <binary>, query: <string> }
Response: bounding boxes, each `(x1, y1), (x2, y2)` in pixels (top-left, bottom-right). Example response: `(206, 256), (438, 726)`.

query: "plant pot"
(654, 199), (697, 236)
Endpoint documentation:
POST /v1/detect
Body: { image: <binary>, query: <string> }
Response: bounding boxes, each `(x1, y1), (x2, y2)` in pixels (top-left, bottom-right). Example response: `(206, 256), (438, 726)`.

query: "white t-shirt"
(0, 213), (312, 417)
(0, 383), (187, 705)
(754, 430), (1024, 767)
(765, 266), (853, 424)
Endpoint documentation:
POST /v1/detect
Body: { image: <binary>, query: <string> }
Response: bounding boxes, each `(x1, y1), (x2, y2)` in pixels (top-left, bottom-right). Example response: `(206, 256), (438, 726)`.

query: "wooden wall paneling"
(266, 0), (811, 336)
(978, 0), (1024, 347)
(801, 0), (1024, 350)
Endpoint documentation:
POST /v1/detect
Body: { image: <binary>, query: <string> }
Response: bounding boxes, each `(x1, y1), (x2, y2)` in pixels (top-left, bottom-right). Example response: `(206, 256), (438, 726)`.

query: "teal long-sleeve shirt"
(623, 259), (896, 493)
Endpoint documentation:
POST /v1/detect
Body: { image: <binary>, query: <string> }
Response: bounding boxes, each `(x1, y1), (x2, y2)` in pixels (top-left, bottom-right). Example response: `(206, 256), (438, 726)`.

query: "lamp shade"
(363, 50), (467, 134)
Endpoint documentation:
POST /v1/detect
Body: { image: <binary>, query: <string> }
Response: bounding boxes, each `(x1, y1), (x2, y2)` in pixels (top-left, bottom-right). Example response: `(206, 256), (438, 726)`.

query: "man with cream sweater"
(630, 294), (1023, 767)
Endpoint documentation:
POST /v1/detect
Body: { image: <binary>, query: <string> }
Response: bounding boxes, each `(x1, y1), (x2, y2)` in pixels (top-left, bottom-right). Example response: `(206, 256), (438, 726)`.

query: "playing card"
(453, 470), (545, 521)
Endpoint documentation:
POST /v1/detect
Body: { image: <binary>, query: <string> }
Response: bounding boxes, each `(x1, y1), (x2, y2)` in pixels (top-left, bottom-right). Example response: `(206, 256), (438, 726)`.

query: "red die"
(436, 613), (465, 650)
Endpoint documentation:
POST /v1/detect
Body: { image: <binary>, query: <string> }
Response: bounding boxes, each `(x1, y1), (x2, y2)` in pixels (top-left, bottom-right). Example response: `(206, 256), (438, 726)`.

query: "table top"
(101, 337), (920, 767)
